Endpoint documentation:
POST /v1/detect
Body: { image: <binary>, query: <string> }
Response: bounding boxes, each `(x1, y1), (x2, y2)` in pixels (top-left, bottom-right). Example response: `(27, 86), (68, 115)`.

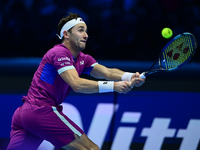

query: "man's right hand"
(114, 81), (133, 94)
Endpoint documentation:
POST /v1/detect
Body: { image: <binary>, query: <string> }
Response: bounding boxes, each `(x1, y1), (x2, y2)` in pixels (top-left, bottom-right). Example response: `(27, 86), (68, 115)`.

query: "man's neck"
(62, 41), (79, 58)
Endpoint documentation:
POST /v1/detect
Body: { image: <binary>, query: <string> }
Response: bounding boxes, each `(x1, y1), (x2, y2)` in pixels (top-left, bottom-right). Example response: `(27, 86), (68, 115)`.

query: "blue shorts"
(7, 102), (84, 150)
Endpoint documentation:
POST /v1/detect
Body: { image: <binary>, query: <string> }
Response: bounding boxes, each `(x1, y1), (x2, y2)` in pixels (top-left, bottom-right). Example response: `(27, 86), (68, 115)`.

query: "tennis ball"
(161, 28), (173, 39)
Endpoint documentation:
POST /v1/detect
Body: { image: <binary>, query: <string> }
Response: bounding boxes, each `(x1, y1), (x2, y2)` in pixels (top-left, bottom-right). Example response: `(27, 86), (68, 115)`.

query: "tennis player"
(7, 13), (145, 150)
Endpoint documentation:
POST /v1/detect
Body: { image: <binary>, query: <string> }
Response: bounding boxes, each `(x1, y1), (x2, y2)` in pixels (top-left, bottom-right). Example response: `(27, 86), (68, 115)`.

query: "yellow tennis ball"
(161, 28), (173, 39)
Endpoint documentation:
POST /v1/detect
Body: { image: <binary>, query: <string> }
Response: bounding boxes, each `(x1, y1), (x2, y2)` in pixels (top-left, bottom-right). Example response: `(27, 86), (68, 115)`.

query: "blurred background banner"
(1, 91), (200, 150)
(0, 0), (200, 150)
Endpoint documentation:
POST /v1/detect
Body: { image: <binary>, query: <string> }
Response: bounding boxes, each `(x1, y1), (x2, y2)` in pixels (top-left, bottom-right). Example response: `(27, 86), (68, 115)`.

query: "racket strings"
(162, 35), (195, 70)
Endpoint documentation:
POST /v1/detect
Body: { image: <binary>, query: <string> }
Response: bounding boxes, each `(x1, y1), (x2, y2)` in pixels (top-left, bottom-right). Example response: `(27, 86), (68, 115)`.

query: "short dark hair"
(57, 12), (80, 41)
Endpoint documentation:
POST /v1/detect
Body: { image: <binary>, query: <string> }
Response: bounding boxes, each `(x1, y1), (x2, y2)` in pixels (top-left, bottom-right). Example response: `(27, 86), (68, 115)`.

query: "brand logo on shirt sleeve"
(60, 62), (71, 66)
(57, 57), (70, 62)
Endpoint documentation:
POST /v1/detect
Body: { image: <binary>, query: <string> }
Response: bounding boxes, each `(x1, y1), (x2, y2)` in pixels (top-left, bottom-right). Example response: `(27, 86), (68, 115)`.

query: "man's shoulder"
(78, 52), (93, 59)
(50, 44), (68, 52)
(47, 44), (71, 56)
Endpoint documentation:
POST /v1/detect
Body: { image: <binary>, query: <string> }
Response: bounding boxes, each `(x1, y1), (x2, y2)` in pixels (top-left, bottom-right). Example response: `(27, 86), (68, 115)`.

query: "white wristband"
(98, 81), (114, 93)
(121, 72), (134, 81)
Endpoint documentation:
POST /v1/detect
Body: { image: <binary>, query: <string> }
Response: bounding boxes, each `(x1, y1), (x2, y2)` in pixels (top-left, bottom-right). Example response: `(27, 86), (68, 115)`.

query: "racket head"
(159, 32), (197, 71)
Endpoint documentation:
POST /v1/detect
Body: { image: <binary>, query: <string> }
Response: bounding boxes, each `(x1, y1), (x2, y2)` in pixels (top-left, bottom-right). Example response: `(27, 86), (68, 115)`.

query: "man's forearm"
(104, 68), (125, 81)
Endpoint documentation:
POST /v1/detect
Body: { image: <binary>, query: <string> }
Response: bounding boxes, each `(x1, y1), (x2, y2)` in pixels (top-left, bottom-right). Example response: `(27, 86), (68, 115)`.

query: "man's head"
(58, 13), (88, 52)
(57, 13), (84, 41)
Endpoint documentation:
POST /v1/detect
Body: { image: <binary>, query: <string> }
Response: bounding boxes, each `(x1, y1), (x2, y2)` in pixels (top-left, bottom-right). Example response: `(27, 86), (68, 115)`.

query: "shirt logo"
(57, 57), (70, 62)
(80, 61), (84, 65)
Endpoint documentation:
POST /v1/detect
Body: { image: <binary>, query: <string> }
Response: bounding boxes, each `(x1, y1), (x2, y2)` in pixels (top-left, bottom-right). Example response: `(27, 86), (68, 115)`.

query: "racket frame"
(140, 32), (197, 78)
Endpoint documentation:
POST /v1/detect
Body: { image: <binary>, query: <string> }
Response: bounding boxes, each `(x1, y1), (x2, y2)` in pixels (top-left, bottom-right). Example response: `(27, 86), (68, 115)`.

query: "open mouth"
(81, 40), (86, 43)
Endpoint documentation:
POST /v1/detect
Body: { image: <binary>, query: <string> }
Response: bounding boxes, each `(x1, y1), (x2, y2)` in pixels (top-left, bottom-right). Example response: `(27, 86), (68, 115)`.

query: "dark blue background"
(0, 0), (200, 62)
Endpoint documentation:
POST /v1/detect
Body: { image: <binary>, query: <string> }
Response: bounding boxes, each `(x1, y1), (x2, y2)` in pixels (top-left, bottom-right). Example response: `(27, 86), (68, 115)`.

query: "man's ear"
(63, 30), (69, 39)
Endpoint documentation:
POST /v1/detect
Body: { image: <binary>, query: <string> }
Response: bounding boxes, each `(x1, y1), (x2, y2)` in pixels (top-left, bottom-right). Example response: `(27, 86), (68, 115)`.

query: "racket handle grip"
(140, 72), (146, 79)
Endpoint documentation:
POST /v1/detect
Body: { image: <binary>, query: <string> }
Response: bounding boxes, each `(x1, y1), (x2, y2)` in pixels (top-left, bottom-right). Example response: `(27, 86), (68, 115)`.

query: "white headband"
(57, 17), (85, 39)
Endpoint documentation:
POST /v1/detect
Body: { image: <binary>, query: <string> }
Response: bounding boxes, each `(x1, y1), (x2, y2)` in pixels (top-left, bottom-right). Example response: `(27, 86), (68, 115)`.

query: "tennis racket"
(140, 32), (197, 79)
